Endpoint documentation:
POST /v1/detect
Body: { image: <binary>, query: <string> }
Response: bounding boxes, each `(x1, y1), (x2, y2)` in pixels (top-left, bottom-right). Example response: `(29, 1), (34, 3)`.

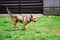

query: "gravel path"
(0, 14), (43, 17)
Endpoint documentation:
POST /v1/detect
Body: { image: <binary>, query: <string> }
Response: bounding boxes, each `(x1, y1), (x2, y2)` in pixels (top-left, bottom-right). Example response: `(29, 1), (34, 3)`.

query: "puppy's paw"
(14, 27), (19, 30)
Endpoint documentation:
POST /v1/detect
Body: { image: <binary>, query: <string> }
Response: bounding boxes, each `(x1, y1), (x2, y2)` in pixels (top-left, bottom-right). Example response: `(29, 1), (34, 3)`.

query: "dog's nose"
(34, 21), (36, 22)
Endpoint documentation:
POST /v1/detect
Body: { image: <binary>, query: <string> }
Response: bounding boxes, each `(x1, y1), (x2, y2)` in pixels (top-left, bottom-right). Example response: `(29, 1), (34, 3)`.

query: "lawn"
(44, 9), (60, 14)
(0, 16), (60, 40)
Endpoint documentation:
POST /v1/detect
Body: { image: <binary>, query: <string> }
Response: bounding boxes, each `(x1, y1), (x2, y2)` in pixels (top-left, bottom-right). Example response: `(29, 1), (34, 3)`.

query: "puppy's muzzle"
(34, 19), (38, 22)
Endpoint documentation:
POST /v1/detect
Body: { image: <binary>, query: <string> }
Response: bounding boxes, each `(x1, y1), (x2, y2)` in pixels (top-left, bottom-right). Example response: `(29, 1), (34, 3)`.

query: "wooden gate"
(0, 0), (43, 14)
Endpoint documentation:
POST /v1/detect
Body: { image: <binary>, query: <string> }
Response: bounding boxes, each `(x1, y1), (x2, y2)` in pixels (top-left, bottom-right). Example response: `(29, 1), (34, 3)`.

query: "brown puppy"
(6, 7), (37, 30)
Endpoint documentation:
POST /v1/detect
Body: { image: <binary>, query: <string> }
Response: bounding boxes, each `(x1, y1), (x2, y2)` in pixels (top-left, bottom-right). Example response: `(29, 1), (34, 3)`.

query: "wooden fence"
(0, 0), (43, 14)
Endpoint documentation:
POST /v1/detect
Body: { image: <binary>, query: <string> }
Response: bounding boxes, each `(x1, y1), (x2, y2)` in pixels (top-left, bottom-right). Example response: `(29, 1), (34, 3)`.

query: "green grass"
(0, 16), (60, 40)
(44, 9), (60, 14)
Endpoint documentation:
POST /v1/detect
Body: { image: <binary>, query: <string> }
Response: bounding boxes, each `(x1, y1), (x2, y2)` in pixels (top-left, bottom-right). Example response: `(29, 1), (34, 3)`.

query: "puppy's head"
(30, 15), (38, 22)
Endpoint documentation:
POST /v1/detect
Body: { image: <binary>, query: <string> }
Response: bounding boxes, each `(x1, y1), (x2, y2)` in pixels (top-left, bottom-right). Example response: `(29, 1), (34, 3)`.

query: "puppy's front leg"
(23, 24), (27, 30)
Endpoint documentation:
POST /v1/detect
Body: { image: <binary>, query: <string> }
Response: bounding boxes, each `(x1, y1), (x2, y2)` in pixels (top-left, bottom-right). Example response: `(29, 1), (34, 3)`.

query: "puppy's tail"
(6, 7), (12, 16)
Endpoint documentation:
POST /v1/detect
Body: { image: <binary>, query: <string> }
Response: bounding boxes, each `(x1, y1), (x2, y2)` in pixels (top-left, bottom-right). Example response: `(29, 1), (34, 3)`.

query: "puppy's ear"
(30, 15), (33, 17)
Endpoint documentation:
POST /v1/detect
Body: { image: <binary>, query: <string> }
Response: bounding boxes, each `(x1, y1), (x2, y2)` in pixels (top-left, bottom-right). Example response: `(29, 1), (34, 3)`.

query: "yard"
(0, 16), (60, 40)
(44, 9), (60, 14)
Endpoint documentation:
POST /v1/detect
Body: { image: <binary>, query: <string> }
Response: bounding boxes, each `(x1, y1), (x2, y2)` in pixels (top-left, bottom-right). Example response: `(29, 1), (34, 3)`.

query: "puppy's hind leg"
(14, 21), (17, 30)
(12, 18), (18, 30)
